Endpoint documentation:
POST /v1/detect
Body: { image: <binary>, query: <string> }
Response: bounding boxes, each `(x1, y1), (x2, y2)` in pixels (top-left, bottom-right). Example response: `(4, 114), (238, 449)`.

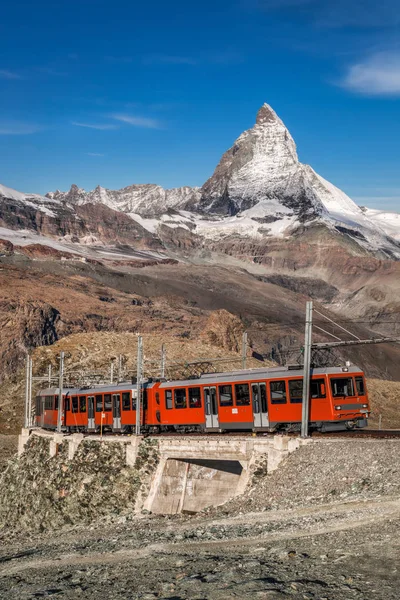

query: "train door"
(252, 383), (269, 429)
(204, 386), (219, 429)
(112, 393), (121, 431)
(87, 396), (95, 431)
(40, 396), (45, 428)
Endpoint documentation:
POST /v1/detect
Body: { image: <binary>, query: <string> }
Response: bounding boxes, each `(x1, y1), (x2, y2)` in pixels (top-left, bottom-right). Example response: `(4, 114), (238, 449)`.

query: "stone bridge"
(18, 429), (310, 514)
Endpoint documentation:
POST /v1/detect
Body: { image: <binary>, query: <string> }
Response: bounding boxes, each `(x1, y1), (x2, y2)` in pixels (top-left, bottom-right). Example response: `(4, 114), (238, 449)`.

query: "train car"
(34, 364), (370, 434)
(154, 364), (369, 433)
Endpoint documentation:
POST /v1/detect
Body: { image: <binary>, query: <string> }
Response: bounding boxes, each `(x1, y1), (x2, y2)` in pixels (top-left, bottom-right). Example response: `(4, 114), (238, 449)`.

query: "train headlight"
(335, 405), (342, 410)
(362, 404), (368, 408)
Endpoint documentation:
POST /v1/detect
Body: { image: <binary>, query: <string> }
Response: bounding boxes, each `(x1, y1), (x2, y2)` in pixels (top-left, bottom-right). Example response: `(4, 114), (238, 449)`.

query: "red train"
(35, 364), (370, 433)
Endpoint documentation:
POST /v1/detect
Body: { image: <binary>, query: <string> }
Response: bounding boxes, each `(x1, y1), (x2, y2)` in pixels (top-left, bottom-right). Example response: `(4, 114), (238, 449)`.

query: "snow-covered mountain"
(197, 104), (400, 257)
(47, 183), (201, 217)
(1, 103), (400, 258)
(0, 182), (62, 217)
(361, 207), (400, 241)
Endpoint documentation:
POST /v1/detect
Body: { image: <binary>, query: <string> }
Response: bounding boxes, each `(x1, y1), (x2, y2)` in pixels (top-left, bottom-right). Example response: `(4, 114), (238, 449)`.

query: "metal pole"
(301, 301), (313, 438)
(110, 361), (114, 384)
(24, 354), (30, 428)
(135, 335), (143, 436)
(160, 344), (166, 378)
(57, 352), (64, 433)
(27, 356), (33, 428)
(48, 364), (52, 385)
(242, 332), (248, 370)
(118, 354), (123, 382)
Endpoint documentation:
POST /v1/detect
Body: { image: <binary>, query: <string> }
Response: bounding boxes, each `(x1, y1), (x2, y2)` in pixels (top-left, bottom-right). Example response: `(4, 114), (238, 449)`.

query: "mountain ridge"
(1, 103), (399, 259)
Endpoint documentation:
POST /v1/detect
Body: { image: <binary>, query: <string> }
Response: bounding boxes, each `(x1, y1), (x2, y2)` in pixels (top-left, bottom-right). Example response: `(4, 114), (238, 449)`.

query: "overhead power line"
(313, 324), (342, 341)
(313, 309), (361, 341)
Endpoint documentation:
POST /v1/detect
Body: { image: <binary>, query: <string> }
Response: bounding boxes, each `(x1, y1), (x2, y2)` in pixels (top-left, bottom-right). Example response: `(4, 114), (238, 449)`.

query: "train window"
(122, 392), (131, 411)
(71, 396), (78, 413)
(235, 383), (250, 406)
(36, 396), (42, 416)
(166, 390), (173, 409)
(331, 378), (354, 398)
(79, 396), (86, 413)
(189, 387), (202, 408)
(270, 380), (287, 404)
(95, 394), (103, 412)
(55, 395), (59, 410)
(311, 379), (326, 399)
(219, 385), (233, 407)
(104, 394), (112, 412)
(44, 396), (53, 410)
(65, 397), (70, 412)
(143, 389), (148, 410)
(260, 384), (267, 413)
(174, 388), (187, 409)
(155, 392), (160, 405)
(132, 393), (137, 411)
(289, 379), (303, 403)
(355, 377), (365, 395)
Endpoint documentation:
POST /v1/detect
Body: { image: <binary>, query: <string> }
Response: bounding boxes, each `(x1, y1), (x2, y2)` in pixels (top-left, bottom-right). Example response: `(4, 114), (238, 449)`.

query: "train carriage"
(35, 364), (370, 434)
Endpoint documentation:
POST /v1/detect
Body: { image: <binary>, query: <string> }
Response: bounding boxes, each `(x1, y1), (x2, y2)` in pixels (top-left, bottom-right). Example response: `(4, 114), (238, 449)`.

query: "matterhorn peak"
(255, 103), (279, 125)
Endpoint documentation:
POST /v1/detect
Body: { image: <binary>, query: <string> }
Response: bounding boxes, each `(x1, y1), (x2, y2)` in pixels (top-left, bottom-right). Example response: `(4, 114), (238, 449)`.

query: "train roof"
(159, 364), (364, 388)
(37, 381), (137, 396)
(37, 364), (364, 395)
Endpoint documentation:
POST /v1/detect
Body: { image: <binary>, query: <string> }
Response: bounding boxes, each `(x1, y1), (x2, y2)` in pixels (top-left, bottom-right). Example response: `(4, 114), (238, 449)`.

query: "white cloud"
(0, 69), (22, 80)
(87, 152), (105, 157)
(0, 121), (41, 135)
(111, 113), (161, 129)
(340, 52), (400, 95)
(72, 121), (118, 130)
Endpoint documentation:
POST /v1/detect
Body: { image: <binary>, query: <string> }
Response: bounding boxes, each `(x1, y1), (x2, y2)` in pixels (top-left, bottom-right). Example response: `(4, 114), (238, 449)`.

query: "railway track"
(72, 428), (400, 440)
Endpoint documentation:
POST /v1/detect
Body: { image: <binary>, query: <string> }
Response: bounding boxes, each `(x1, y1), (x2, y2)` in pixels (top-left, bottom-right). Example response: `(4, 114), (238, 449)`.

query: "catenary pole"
(118, 354), (123, 382)
(160, 344), (166, 379)
(24, 354), (30, 428)
(57, 352), (64, 433)
(301, 301), (313, 438)
(135, 335), (143, 436)
(242, 332), (248, 370)
(27, 356), (33, 428)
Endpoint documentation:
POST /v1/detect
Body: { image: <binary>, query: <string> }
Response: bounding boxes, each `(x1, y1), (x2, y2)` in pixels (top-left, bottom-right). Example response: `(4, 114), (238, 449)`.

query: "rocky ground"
(0, 438), (399, 599)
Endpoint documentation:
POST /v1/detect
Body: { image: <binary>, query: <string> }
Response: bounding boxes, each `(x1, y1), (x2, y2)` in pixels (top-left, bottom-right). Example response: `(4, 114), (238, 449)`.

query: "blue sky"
(0, 0), (399, 211)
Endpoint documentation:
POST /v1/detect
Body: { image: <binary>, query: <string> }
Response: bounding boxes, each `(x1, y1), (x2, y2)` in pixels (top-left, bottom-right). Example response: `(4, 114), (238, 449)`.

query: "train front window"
(165, 390), (173, 409)
(79, 396), (86, 413)
(71, 396), (78, 413)
(122, 392), (131, 411)
(235, 383), (250, 406)
(355, 377), (365, 395)
(189, 387), (202, 408)
(44, 395), (53, 410)
(174, 388), (187, 409)
(104, 394), (112, 411)
(95, 395), (103, 412)
(270, 380), (287, 404)
(289, 379), (303, 403)
(219, 385), (233, 407)
(331, 378), (355, 397)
